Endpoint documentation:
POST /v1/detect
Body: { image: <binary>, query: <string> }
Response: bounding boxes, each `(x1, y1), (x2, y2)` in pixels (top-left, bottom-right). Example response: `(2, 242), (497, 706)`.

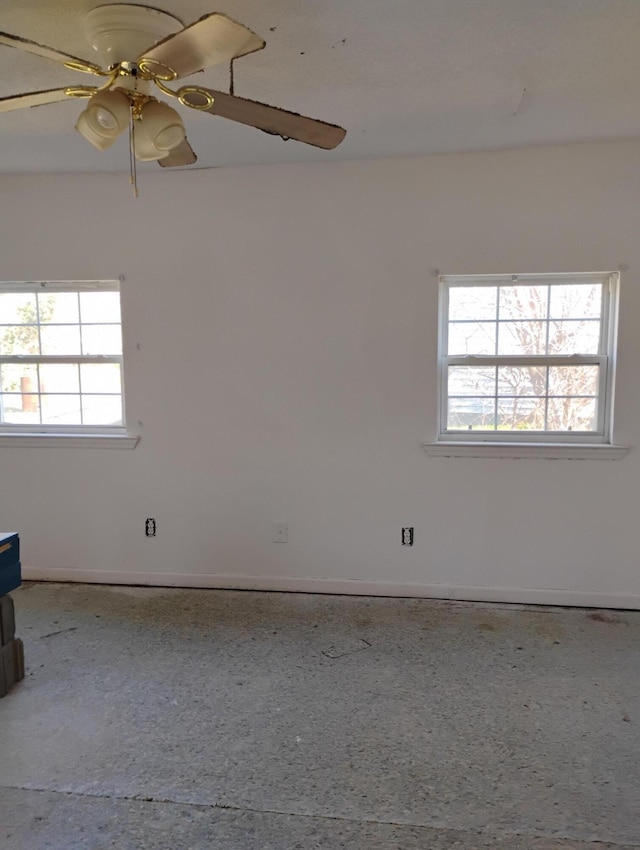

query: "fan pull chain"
(229, 58), (235, 96)
(129, 105), (138, 198)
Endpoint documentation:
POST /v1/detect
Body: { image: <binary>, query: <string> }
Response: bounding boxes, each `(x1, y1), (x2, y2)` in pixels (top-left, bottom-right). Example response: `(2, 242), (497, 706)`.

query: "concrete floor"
(0, 584), (639, 850)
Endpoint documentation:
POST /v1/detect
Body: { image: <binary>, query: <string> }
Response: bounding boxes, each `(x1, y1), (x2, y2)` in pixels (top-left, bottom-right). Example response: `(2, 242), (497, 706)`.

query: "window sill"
(0, 433), (140, 449)
(422, 441), (629, 459)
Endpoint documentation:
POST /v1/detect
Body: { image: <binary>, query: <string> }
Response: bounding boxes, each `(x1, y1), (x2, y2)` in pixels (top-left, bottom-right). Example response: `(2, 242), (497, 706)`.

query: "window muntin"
(438, 273), (618, 442)
(0, 281), (124, 432)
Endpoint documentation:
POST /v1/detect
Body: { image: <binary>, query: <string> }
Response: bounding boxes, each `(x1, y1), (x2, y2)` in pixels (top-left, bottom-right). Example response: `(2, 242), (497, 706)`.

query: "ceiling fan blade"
(0, 86), (95, 113)
(138, 14), (264, 79)
(180, 88), (346, 150)
(0, 31), (103, 75)
(158, 139), (198, 168)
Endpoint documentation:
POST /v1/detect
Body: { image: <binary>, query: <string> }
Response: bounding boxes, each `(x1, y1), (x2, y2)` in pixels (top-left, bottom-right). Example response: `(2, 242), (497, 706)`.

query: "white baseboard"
(20, 567), (640, 610)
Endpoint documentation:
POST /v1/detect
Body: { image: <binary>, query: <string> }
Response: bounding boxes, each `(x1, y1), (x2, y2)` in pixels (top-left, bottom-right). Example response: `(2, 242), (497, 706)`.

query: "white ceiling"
(1, 0), (640, 173)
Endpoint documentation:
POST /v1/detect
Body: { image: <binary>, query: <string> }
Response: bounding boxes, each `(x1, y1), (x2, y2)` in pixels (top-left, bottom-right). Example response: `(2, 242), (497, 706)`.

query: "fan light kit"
(0, 4), (347, 194)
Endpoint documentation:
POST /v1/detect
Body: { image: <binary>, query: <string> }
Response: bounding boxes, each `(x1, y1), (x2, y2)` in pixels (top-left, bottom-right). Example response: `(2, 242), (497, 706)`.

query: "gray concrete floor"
(1, 584), (639, 850)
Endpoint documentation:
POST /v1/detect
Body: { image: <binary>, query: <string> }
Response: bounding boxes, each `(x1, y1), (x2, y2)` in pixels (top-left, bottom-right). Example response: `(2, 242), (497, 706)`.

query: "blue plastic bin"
(0, 533), (21, 595)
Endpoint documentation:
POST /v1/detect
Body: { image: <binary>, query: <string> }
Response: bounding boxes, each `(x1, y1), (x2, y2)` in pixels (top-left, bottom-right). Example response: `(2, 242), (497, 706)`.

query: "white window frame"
(0, 280), (137, 448)
(428, 272), (625, 457)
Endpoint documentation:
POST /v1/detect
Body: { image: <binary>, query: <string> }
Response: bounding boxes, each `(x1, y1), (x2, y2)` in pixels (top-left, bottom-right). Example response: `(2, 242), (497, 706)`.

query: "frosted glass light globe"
(95, 107), (118, 131)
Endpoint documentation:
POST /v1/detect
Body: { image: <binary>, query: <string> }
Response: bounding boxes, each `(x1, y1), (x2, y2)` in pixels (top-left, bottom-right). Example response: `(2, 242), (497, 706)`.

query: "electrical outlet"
(273, 522), (288, 543)
(402, 527), (414, 546)
(145, 518), (156, 537)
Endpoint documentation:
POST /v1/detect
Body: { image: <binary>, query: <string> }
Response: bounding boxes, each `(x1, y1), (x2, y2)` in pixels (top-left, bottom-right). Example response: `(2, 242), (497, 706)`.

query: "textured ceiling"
(1, 0), (640, 173)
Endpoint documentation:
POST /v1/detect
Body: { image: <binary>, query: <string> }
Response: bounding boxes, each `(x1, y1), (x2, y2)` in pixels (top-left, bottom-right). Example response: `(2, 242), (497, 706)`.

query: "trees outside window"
(0, 282), (124, 431)
(439, 273), (619, 442)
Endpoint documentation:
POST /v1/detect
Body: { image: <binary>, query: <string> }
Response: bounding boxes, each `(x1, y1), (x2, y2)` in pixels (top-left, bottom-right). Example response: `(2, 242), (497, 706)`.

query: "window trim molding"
(422, 441), (628, 459)
(0, 432), (139, 449)
(436, 271), (620, 448)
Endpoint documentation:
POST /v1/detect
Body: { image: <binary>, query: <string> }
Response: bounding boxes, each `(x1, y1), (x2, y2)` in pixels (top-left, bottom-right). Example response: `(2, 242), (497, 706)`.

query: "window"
(0, 281), (125, 435)
(437, 273), (619, 445)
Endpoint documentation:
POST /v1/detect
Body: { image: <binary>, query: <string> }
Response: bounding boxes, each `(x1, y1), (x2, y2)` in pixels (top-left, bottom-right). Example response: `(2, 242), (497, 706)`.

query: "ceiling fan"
(0, 4), (346, 187)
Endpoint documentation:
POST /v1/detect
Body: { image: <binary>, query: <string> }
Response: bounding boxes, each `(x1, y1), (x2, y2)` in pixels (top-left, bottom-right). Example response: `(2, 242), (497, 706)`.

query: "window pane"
(547, 397), (597, 431)
(448, 366), (495, 396)
(449, 287), (497, 321)
(0, 293), (37, 324)
(38, 292), (79, 324)
(497, 397), (546, 431)
(39, 364), (80, 394)
(80, 363), (121, 394)
(0, 363), (38, 394)
(548, 365), (599, 397)
(41, 394), (82, 425)
(0, 324), (40, 355)
(0, 284), (125, 432)
(40, 325), (81, 355)
(497, 321), (547, 355)
(81, 325), (122, 355)
(549, 283), (602, 320)
(548, 320), (600, 354)
(81, 395), (123, 426)
(80, 291), (121, 324)
(447, 397), (495, 430)
(498, 285), (548, 320)
(440, 274), (615, 444)
(448, 322), (496, 355)
(497, 366), (546, 397)
(0, 393), (40, 424)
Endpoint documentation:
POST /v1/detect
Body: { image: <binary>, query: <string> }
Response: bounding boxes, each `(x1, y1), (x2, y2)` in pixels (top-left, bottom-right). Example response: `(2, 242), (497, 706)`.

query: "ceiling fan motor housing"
(83, 4), (183, 67)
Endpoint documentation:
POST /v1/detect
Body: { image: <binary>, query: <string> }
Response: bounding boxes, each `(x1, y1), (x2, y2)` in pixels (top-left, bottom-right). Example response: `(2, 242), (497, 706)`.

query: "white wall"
(2, 139), (639, 607)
